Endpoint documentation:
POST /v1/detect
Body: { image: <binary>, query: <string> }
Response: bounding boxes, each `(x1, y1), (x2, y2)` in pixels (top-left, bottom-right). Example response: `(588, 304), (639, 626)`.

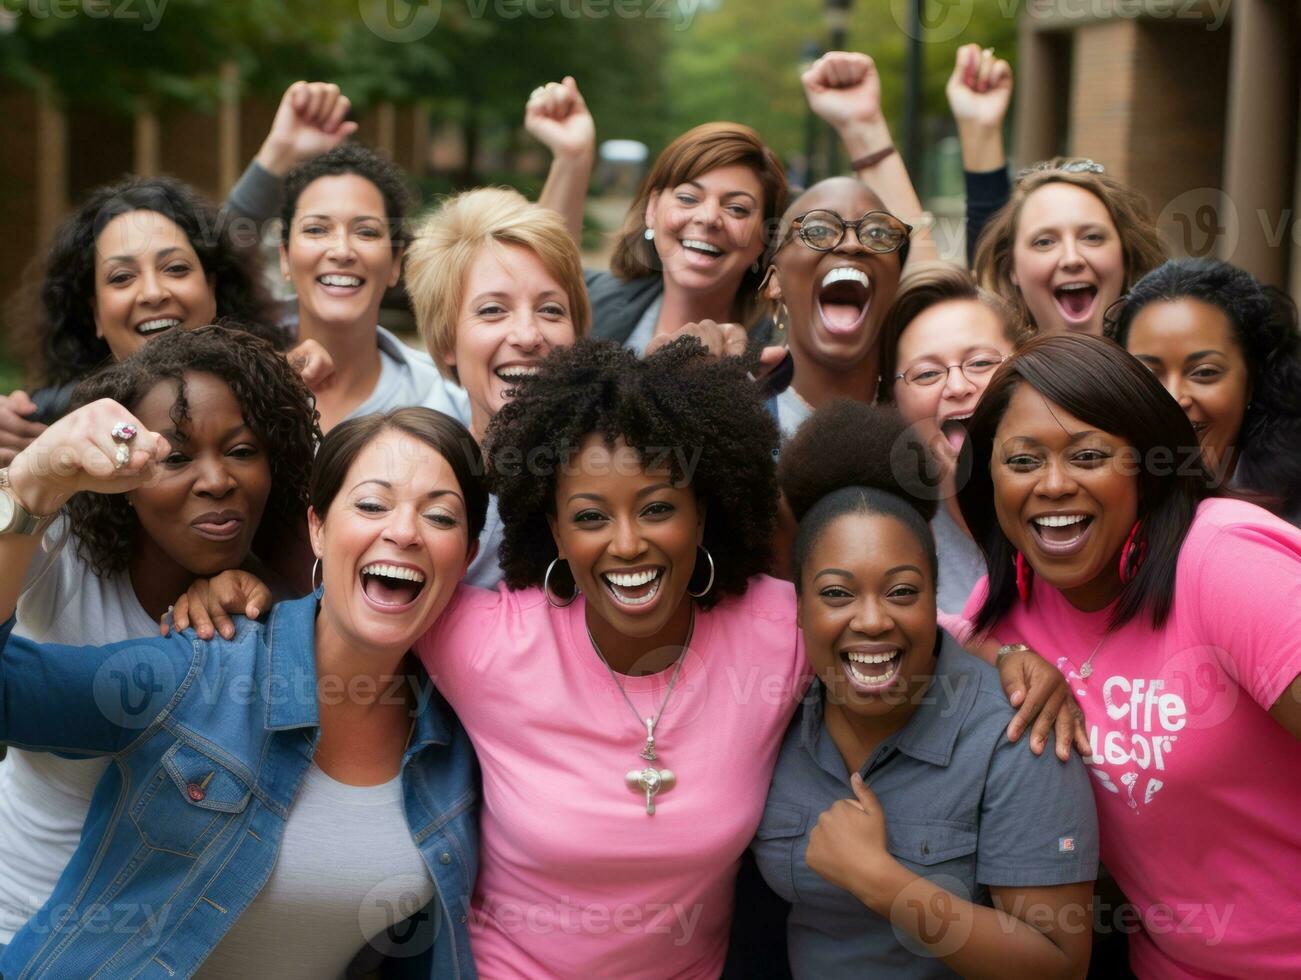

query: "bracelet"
(850, 145), (896, 171)
(995, 643), (1029, 666)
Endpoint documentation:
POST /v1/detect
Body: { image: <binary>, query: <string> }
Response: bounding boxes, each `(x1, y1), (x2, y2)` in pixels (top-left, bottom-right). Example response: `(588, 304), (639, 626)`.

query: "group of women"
(0, 40), (1296, 980)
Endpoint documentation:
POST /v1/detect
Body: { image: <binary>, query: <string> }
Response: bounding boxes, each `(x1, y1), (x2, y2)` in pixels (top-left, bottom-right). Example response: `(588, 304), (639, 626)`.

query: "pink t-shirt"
(417, 576), (805, 979)
(962, 498), (1301, 979)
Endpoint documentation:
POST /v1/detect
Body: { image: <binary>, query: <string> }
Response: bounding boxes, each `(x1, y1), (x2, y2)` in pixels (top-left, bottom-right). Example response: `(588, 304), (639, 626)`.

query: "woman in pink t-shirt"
(955, 334), (1301, 979)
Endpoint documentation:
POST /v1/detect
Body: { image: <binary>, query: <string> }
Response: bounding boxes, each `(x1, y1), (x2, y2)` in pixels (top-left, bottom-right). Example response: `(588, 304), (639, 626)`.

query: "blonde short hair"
(406, 187), (591, 381)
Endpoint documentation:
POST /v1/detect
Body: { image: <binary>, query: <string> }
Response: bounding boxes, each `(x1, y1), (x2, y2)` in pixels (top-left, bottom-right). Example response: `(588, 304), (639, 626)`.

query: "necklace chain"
(1079, 632), (1108, 680)
(585, 609), (693, 753)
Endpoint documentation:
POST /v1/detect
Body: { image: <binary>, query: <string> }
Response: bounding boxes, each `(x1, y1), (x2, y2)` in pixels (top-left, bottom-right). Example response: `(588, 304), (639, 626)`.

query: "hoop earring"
(687, 546), (715, 599)
(1014, 551), (1032, 602)
(544, 557), (578, 607)
(311, 558), (322, 591)
(1119, 521), (1145, 585)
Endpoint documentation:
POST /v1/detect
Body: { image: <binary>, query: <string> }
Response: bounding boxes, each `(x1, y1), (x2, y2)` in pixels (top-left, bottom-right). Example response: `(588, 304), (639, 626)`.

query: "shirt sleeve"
(964, 167), (1011, 265)
(0, 614), (196, 756)
(224, 160), (283, 223)
(976, 731), (1099, 887)
(1187, 519), (1301, 710)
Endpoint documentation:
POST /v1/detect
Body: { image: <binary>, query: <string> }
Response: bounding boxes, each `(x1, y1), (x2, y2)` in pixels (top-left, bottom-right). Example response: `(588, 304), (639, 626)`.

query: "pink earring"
(1119, 521), (1145, 584)
(1014, 551), (1032, 602)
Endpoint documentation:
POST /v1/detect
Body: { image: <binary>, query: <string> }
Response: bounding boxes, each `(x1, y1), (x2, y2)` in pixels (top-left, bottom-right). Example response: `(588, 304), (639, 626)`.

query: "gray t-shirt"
(349, 327), (471, 425)
(623, 294), (663, 356)
(932, 505), (986, 615)
(774, 386), (814, 442)
(752, 633), (1098, 979)
(0, 522), (156, 943)
(195, 763), (435, 979)
(463, 494), (505, 589)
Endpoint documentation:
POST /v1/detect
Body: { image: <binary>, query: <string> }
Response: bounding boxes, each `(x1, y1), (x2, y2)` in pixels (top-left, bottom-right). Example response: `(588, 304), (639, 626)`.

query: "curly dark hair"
(36, 175), (283, 388)
(484, 337), (779, 608)
(64, 323), (320, 576)
(1113, 258), (1301, 516)
(280, 143), (414, 253)
(778, 400), (938, 591)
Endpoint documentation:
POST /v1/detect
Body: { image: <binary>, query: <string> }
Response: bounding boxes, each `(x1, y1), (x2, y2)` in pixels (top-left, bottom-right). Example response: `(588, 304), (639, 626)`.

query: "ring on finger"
(111, 422), (138, 443)
(529, 86), (546, 101)
(114, 443), (131, 469)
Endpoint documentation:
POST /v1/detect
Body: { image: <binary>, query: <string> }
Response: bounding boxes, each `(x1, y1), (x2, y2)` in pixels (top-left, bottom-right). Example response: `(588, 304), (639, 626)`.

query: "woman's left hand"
(525, 76), (596, 162)
(805, 773), (896, 908)
(801, 51), (883, 132)
(997, 646), (1089, 761)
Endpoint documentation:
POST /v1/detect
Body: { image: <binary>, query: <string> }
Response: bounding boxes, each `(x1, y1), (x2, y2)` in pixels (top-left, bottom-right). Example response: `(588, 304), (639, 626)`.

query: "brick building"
(1015, 0), (1299, 295)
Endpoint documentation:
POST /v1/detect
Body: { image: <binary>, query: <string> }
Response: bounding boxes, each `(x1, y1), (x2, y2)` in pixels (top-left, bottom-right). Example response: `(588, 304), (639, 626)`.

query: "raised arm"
(945, 44), (1013, 263)
(529, 76), (596, 245)
(802, 51), (938, 264)
(226, 81), (359, 224)
(0, 399), (168, 623)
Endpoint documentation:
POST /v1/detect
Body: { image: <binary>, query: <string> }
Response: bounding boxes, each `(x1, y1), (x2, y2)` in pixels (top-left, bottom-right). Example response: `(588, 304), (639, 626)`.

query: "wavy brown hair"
(608, 123), (787, 328)
(65, 324), (320, 576)
(972, 160), (1165, 336)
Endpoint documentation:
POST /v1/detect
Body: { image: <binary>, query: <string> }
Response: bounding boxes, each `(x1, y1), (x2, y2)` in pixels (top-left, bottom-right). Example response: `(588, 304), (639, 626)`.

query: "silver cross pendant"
(626, 766), (676, 815)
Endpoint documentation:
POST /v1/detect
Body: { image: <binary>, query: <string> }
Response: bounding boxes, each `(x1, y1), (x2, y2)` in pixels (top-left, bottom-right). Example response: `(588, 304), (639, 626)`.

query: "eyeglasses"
(1102, 294), (1129, 334)
(1014, 158), (1106, 182)
(779, 209), (912, 254)
(894, 353), (1009, 387)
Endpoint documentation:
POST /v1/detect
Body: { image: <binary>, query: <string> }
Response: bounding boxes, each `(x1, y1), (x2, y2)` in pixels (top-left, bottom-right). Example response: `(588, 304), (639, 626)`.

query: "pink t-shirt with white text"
(417, 576), (805, 980)
(963, 498), (1301, 978)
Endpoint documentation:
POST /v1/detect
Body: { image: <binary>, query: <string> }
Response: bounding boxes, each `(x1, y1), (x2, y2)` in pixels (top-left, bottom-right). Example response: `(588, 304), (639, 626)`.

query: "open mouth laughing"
(680, 238), (724, 261)
(360, 561), (428, 609)
(317, 273), (365, 295)
(1028, 512), (1095, 557)
(600, 566), (664, 609)
(838, 643), (902, 694)
(817, 267), (872, 337)
(1052, 282), (1098, 326)
(135, 317), (181, 338)
(939, 412), (972, 454)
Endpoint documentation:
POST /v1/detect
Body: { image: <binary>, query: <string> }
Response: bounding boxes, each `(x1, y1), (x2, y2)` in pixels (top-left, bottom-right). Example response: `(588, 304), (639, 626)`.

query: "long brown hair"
(972, 160), (1165, 336)
(609, 122), (787, 327)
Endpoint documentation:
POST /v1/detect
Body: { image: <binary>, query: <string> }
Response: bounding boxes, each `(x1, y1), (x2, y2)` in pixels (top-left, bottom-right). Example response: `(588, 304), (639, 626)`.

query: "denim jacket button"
(460, 915), (467, 924)
(186, 783), (206, 802)
(439, 852), (452, 865)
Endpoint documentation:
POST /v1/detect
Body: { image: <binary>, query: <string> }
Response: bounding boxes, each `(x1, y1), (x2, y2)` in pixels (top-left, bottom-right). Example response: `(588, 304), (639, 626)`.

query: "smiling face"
(448, 243), (577, 438)
(892, 299), (1013, 468)
(643, 164), (767, 300)
(310, 429), (474, 657)
(130, 372), (270, 578)
(280, 174), (401, 333)
(92, 209), (217, 360)
(1125, 298), (1250, 480)
(799, 511), (936, 724)
(549, 435), (704, 640)
(769, 179), (903, 372)
(1011, 183), (1125, 337)
(992, 385), (1139, 610)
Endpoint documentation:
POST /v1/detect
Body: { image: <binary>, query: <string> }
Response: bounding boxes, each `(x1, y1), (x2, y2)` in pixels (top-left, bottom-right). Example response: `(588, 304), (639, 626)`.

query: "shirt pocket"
(130, 739), (252, 858)
(885, 818), (979, 901)
(751, 801), (807, 902)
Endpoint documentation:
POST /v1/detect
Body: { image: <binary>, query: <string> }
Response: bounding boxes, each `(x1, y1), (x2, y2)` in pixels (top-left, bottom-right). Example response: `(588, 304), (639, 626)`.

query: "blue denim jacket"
(0, 591), (479, 979)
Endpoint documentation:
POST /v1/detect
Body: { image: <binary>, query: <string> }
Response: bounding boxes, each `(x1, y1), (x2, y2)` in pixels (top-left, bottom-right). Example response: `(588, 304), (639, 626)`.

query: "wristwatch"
(0, 468), (55, 536)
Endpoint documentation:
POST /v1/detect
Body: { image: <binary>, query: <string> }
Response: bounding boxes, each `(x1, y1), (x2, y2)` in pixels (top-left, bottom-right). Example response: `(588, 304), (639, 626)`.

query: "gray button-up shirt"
(752, 632), (1098, 978)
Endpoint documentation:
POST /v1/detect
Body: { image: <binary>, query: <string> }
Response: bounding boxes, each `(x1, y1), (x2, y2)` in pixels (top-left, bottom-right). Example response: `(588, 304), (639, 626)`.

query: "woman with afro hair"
(0, 323), (319, 948)
(754, 399), (1097, 978)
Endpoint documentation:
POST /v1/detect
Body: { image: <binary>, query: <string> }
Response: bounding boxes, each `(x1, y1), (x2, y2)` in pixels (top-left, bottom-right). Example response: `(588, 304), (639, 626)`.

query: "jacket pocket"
(130, 740), (252, 857)
(885, 818), (979, 899)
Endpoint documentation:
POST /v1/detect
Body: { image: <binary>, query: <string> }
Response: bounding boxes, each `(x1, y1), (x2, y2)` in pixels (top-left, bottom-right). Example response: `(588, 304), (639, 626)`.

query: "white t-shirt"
(352, 327), (471, 426)
(0, 521), (156, 943)
(194, 764), (434, 979)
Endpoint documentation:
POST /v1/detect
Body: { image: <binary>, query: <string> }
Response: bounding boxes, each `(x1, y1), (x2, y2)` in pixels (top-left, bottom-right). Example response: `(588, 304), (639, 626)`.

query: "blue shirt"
(752, 632), (1098, 978)
(0, 591), (478, 980)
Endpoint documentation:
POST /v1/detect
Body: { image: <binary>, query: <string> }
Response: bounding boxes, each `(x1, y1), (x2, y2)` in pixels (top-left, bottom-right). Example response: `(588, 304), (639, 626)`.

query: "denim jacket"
(0, 590), (479, 979)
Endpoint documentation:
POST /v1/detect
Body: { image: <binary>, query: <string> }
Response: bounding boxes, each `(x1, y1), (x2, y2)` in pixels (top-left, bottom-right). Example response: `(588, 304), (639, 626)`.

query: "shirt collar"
(264, 587), (454, 748)
(799, 630), (978, 773)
